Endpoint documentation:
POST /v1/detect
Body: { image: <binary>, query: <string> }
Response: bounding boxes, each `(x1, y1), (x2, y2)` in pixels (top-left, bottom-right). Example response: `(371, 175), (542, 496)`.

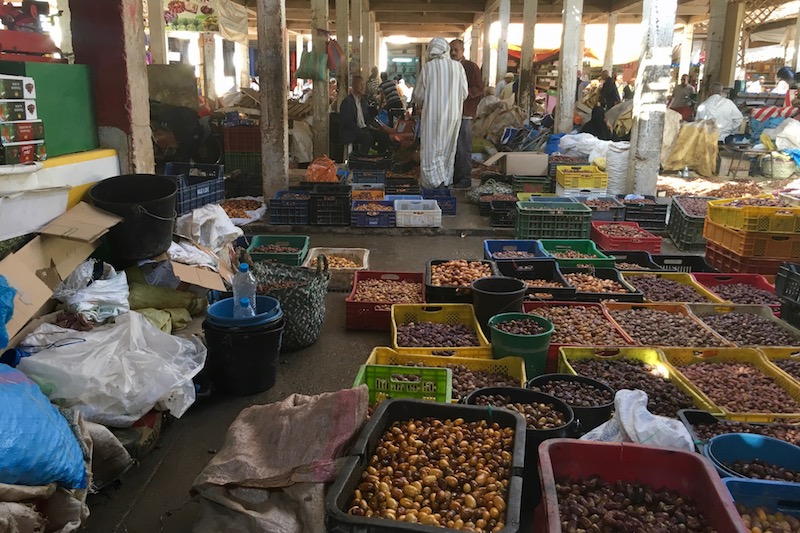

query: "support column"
(362, 9), (373, 75)
(518, 0), (538, 115)
(679, 23), (694, 78)
(147, 0), (167, 64)
(351, 0), (362, 76)
(239, 41), (251, 88)
(336, 0), (349, 106)
(370, 13), (377, 72)
(794, 5), (800, 72)
(603, 13), (617, 73)
(470, 21), (481, 64)
(482, 8), (493, 86)
(201, 32), (216, 100)
(496, 0), (510, 85)
(702, 0), (726, 99)
(720, 1), (745, 86)
(556, 0), (582, 134)
(626, 0), (677, 195)
(69, 0), (153, 174)
(578, 19), (586, 69)
(257, 0), (289, 197)
(312, 0), (330, 157)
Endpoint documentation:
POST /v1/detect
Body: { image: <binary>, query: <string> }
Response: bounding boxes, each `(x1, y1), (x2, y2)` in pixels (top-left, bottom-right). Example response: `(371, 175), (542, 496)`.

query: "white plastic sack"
(17, 311), (206, 427)
(775, 118), (800, 151)
(587, 141), (611, 166)
(558, 133), (605, 158)
(167, 240), (219, 272)
(605, 141), (631, 196)
(580, 390), (693, 451)
(52, 260), (129, 323)
(176, 204), (244, 253)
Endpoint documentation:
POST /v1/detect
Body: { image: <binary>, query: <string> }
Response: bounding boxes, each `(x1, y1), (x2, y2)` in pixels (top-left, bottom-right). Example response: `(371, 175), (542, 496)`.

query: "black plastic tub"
(425, 259), (499, 303)
(526, 374), (615, 434)
(601, 250), (665, 271)
(326, 399), (526, 533)
(678, 409), (800, 454)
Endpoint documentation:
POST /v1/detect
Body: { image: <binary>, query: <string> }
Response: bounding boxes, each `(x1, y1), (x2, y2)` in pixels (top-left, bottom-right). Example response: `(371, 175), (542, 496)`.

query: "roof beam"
(375, 12), (475, 24)
(378, 23), (469, 32)
(370, 0), (486, 12)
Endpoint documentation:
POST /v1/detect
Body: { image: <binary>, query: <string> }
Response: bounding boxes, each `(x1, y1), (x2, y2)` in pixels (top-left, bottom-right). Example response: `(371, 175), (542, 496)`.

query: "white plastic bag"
(605, 141), (631, 196)
(580, 390), (693, 451)
(175, 203), (244, 253)
(775, 118), (800, 151)
(558, 133), (605, 158)
(17, 311), (207, 427)
(52, 260), (129, 323)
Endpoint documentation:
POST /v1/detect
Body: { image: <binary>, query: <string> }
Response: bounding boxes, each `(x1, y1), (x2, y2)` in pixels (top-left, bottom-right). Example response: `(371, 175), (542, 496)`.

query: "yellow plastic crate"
(757, 347), (800, 387)
(659, 347), (800, 422)
(557, 346), (716, 413)
(620, 272), (726, 303)
(707, 195), (800, 234)
(516, 192), (557, 201)
(364, 346), (527, 402)
(603, 302), (733, 347)
(390, 304), (492, 358)
(555, 165), (608, 190)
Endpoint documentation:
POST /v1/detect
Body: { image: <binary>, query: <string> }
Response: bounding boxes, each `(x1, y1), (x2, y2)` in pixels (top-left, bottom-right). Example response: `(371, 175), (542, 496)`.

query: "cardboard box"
(0, 120), (45, 143)
(0, 75), (25, 99)
(0, 186), (70, 241)
(483, 152), (549, 176)
(0, 99), (36, 121)
(0, 140), (46, 164)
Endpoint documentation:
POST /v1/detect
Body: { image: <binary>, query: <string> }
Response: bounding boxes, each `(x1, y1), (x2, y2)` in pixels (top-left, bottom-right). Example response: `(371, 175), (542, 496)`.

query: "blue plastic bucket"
(704, 433), (800, 479)
(206, 296), (282, 328)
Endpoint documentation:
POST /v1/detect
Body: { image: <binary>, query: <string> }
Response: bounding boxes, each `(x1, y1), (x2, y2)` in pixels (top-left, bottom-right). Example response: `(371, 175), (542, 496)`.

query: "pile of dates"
(493, 318), (548, 336)
(396, 322), (480, 348)
(529, 379), (613, 407)
(492, 250), (539, 259)
(352, 279), (423, 303)
(609, 308), (727, 346)
(678, 362), (800, 413)
(448, 365), (519, 401)
(582, 199), (619, 211)
(472, 394), (568, 430)
(773, 358), (800, 381)
(624, 275), (710, 302)
(724, 197), (791, 208)
(615, 261), (650, 270)
(347, 417), (513, 530)
(309, 255), (359, 269)
(430, 260), (493, 287)
(564, 273), (628, 293)
(252, 244), (301, 253)
(550, 250), (597, 259)
(479, 194), (517, 203)
(353, 202), (393, 212)
(725, 459), (800, 482)
(698, 312), (800, 346)
(710, 283), (779, 305)
(596, 224), (654, 238)
(693, 420), (800, 445)
(737, 504), (800, 532)
(556, 477), (713, 532)
(570, 358), (694, 417)
(676, 197), (711, 217)
(529, 306), (628, 345)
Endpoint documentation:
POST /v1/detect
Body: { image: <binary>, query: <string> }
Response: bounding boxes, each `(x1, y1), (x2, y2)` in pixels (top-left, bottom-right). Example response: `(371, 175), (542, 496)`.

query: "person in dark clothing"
(450, 38), (484, 188)
(600, 69), (621, 110)
(580, 106), (613, 141)
(339, 76), (390, 155)
(623, 78), (635, 100)
(379, 72), (406, 126)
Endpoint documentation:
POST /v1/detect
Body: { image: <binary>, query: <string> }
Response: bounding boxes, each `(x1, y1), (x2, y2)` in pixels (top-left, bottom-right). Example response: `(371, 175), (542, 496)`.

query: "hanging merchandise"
(296, 50), (328, 83)
(164, 0), (220, 32)
(327, 39), (346, 71)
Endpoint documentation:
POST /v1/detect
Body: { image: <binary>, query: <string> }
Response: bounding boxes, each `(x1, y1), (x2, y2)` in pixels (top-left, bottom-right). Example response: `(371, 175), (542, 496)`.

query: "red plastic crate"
(223, 126), (260, 153)
(535, 440), (747, 533)
(345, 271), (425, 330)
(590, 221), (662, 253)
(705, 241), (785, 276)
(522, 301), (636, 372)
(692, 272), (780, 314)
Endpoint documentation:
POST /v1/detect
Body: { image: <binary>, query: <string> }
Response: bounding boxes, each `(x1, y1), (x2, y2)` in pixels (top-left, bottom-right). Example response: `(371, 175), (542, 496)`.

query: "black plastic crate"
(651, 254), (719, 273)
(164, 162), (225, 215)
(495, 259), (577, 300)
(422, 188), (457, 216)
(558, 267), (645, 303)
(325, 399), (525, 533)
(350, 169), (386, 184)
(776, 262), (800, 305)
(348, 154), (392, 170)
(618, 195), (669, 233)
(350, 200), (395, 228)
(268, 190), (310, 225)
(668, 197), (716, 251)
(385, 177), (420, 195)
(311, 191), (351, 225)
(601, 250), (664, 271)
(479, 194), (517, 216)
(490, 200), (517, 227)
(781, 299), (800, 329)
(425, 259), (499, 303)
(548, 155), (589, 179)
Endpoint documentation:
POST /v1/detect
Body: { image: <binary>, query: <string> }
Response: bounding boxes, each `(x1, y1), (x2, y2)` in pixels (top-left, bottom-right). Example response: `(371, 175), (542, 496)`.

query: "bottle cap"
(240, 297), (250, 306)
(239, 263), (248, 273)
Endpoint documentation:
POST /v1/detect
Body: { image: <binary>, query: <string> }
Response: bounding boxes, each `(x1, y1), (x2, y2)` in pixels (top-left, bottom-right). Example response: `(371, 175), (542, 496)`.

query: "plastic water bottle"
(232, 263), (257, 316)
(234, 297), (256, 319)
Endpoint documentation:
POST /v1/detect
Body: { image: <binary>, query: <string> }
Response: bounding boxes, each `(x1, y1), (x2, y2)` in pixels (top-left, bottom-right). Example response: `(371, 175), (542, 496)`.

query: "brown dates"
(472, 394), (568, 430)
(675, 197), (711, 217)
(529, 379), (613, 407)
(351, 279), (423, 304)
(726, 459), (800, 482)
(493, 318), (548, 336)
(698, 312), (800, 346)
(625, 275), (711, 302)
(564, 273), (628, 294)
(609, 308), (727, 347)
(396, 322), (480, 348)
(597, 224), (654, 239)
(738, 504), (800, 532)
(710, 283), (779, 305)
(693, 420), (800, 446)
(528, 305), (628, 345)
(430, 260), (493, 287)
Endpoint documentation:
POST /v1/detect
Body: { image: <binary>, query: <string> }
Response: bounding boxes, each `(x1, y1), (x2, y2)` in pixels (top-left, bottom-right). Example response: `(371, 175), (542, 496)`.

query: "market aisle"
(83, 233), (489, 533)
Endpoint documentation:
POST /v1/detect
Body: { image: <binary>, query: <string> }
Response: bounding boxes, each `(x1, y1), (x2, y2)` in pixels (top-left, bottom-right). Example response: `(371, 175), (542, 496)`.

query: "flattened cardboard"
(39, 201), (123, 243)
(14, 235), (98, 288)
(483, 152), (549, 176)
(150, 253), (226, 292)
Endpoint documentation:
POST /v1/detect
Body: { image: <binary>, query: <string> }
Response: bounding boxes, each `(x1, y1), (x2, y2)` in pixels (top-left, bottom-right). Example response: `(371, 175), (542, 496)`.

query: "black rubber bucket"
(526, 374), (616, 435)
(202, 316), (285, 396)
(471, 276), (527, 338)
(88, 174), (177, 260)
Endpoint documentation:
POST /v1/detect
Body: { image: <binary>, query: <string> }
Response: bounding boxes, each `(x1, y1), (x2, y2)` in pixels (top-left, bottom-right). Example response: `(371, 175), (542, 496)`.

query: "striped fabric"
(751, 105), (800, 122)
(415, 38), (468, 188)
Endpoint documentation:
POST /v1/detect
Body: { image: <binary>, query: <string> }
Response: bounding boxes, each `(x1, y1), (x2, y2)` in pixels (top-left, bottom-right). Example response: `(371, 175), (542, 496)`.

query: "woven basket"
(760, 155), (798, 179)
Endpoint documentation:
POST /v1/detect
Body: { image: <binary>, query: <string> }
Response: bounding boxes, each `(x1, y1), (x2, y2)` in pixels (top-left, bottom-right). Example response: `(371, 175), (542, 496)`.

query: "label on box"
(0, 100), (37, 121)
(0, 76), (24, 99)
(0, 120), (44, 143)
(22, 77), (35, 99)
(0, 140), (46, 164)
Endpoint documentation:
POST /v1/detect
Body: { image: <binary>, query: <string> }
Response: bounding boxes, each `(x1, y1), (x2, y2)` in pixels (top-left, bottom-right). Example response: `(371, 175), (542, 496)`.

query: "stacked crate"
(554, 165), (608, 198)
(703, 195), (800, 276)
(223, 125), (260, 176)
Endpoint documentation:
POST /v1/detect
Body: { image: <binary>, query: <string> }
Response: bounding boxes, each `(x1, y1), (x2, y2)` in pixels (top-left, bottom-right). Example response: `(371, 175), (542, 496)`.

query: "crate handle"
(379, 274), (401, 281)
(689, 349), (722, 359)
(419, 306), (445, 313)
(709, 276), (734, 282)
(776, 499), (800, 514)
(592, 349), (621, 357)
(770, 235), (792, 242)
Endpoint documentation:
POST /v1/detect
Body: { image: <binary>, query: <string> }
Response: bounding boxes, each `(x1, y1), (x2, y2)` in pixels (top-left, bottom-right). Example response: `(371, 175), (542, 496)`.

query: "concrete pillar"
(362, 10), (373, 75)
(518, 0), (538, 115)
(312, 0), (330, 157)
(470, 22), (481, 64)
(679, 23), (694, 78)
(239, 42), (251, 88)
(336, 0), (350, 105)
(496, 0), (511, 85)
(147, 0), (167, 64)
(579, 19), (586, 69)
(702, 0), (726, 99)
(626, 0), (677, 195)
(794, 5), (800, 72)
(69, 0), (154, 174)
(556, 0), (582, 134)
(720, 1), (745, 86)
(257, 0), (289, 197)
(351, 0), (363, 76)
(482, 8), (493, 86)
(603, 13), (617, 73)
(201, 32), (216, 100)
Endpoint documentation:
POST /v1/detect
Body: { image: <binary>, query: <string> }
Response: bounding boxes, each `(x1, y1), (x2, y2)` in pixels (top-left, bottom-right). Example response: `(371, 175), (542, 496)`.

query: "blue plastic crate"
(384, 194), (423, 202)
(164, 162), (225, 215)
(484, 240), (548, 261)
(422, 188), (457, 216)
(724, 478), (800, 518)
(350, 200), (395, 228)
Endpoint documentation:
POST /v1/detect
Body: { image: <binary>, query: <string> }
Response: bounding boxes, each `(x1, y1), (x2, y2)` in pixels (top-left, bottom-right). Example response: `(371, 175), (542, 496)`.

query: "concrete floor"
(83, 190), (690, 533)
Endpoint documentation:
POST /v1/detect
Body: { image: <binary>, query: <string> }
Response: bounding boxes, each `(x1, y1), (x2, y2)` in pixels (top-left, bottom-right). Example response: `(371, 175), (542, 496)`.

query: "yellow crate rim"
(390, 303), (492, 358)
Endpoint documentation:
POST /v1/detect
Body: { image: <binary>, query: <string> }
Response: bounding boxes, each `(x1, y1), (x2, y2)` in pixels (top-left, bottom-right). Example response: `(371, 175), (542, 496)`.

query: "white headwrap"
(427, 37), (449, 60)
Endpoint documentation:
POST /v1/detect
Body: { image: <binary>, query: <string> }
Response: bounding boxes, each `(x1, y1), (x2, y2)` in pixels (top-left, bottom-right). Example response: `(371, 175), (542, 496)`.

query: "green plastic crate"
(247, 235), (309, 266)
(352, 364), (452, 404)
(512, 175), (554, 194)
(225, 151), (261, 176)
(539, 239), (615, 268)
(515, 201), (592, 240)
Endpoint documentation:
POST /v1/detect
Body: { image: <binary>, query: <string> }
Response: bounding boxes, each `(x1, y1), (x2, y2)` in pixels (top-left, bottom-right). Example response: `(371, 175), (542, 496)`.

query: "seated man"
(339, 75), (390, 155)
(695, 82), (744, 143)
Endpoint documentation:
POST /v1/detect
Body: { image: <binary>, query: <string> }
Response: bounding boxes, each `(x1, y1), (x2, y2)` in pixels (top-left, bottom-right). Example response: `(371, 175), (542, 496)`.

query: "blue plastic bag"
(545, 133), (566, 154)
(0, 274), (15, 349)
(0, 364), (86, 488)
